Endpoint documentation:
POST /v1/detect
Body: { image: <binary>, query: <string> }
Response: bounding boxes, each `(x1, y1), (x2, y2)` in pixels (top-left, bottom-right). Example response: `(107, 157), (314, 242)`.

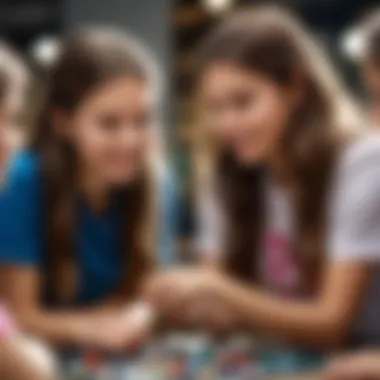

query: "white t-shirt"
(197, 134), (380, 345)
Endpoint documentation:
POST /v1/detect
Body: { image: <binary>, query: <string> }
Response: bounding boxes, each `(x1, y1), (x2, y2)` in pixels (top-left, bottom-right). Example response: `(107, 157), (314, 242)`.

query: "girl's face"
(200, 62), (297, 165)
(65, 76), (154, 187)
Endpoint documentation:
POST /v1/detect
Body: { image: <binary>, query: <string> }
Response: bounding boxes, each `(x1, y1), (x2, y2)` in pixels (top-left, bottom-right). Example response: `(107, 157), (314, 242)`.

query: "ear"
(50, 108), (72, 139)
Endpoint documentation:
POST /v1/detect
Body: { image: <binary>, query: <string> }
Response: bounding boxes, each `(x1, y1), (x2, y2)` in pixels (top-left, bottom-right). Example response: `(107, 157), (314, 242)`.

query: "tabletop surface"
(59, 334), (325, 380)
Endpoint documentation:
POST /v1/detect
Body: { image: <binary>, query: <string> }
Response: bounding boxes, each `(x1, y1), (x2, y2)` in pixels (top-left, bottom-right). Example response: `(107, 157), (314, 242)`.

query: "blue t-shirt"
(0, 151), (179, 306)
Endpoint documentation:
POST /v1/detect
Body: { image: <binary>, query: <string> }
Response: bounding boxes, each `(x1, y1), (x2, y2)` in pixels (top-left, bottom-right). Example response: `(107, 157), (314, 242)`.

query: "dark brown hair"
(196, 7), (359, 293)
(29, 27), (158, 304)
(362, 9), (380, 67)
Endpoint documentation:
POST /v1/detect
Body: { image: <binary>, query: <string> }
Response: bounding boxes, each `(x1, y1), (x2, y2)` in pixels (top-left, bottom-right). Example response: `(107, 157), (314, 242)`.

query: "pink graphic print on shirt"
(0, 304), (15, 338)
(263, 232), (300, 296)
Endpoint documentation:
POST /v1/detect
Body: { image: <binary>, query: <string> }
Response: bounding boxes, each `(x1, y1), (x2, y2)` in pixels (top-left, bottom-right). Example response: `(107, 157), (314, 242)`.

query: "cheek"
(74, 124), (113, 160)
(252, 91), (287, 130)
(73, 121), (152, 182)
(250, 91), (290, 150)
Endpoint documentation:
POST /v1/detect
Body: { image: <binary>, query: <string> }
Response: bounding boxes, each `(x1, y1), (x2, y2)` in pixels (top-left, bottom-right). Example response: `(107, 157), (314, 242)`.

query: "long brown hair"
(196, 7), (360, 293)
(29, 27), (158, 304)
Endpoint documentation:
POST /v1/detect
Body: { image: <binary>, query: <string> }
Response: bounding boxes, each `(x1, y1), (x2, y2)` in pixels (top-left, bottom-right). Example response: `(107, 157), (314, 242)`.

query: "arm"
(0, 337), (55, 380)
(1, 266), (157, 349)
(206, 140), (380, 347)
(212, 261), (371, 348)
(1, 266), (111, 346)
(0, 154), (144, 348)
(160, 139), (380, 346)
(326, 351), (380, 380)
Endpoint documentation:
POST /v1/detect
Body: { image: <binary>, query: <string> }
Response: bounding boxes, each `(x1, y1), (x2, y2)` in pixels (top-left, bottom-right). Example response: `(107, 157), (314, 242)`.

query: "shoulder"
(4, 150), (41, 187)
(330, 133), (380, 205)
(338, 133), (380, 173)
(328, 134), (380, 260)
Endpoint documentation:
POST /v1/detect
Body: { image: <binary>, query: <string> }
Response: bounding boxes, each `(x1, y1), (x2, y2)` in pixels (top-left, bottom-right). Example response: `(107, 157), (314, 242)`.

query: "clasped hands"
(143, 267), (237, 331)
(86, 268), (236, 353)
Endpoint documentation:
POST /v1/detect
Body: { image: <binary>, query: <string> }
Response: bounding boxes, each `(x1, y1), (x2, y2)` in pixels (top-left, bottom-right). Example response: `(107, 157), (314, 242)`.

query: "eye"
(205, 98), (224, 116)
(97, 114), (122, 131)
(134, 110), (153, 129)
(231, 90), (255, 110)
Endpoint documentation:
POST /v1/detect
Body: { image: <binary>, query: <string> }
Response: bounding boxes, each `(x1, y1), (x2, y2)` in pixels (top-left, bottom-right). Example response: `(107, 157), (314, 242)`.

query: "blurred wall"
(64, 0), (172, 104)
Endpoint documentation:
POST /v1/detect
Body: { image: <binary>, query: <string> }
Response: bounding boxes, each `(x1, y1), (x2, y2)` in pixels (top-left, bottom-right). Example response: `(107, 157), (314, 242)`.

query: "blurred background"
(2, 0), (379, 258)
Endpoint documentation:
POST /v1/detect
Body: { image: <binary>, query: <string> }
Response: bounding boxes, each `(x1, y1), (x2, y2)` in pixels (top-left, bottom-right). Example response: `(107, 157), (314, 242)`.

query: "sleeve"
(158, 168), (180, 267)
(195, 179), (226, 260)
(0, 154), (43, 266)
(327, 138), (380, 261)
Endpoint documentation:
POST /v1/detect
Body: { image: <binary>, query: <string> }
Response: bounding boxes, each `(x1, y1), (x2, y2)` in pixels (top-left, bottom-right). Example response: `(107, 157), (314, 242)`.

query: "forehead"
(200, 61), (276, 98)
(79, 76), (154, 112)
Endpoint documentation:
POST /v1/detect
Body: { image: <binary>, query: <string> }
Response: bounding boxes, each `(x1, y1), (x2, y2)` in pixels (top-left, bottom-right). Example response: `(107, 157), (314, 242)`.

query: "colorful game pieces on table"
(217, 336), (263, 380)
(259, 348), (325, 375)
(59, 334), (324, 379)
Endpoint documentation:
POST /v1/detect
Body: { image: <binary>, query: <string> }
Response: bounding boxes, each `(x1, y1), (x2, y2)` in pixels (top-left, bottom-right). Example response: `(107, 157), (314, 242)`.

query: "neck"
(77, 167), (110, 214)
(267, 148), (290, 186)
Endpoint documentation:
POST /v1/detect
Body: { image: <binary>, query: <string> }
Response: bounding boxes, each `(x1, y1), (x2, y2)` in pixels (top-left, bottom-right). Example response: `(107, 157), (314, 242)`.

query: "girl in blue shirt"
(0, 27), (168, 352)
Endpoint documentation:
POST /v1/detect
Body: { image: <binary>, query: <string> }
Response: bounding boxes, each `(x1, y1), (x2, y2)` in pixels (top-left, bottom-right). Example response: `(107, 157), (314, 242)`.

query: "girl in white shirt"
(146, 6), (380, 350)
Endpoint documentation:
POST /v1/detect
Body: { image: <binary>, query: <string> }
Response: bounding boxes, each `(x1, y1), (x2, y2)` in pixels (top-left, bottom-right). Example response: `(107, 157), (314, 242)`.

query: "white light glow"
(340, 27), (366, 62)
(202, 0), (235, 14)
(31, 35), (60, 67)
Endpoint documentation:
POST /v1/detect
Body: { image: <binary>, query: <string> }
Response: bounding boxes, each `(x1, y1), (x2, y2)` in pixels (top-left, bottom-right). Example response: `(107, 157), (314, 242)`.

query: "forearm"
(0, 337), (55, 380)
(15, 309), (104, 347)
(85, 295), (130, 314)
(217, 279), (350, 348)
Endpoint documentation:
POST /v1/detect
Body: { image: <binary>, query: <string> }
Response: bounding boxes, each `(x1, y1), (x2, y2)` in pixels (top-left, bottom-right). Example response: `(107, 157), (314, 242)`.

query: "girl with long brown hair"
(0, 27), (165, 351)
(147, 6), (380, 350)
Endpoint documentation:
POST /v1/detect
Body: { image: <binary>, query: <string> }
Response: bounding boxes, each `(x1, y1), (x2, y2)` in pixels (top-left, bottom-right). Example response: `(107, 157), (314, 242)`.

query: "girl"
(0, 27), (164, 351)
(146, 6), (380, 350)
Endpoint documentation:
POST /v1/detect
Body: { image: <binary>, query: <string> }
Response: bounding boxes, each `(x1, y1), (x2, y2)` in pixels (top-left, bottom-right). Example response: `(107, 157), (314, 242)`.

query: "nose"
(119, 123), (142, 150)
(217, 109), (241, 136)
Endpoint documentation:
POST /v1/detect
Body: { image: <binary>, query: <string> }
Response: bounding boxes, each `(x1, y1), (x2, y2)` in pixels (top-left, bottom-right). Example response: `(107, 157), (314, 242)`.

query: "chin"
(107, 171), (138, 186)
(236, 151), (265, 166)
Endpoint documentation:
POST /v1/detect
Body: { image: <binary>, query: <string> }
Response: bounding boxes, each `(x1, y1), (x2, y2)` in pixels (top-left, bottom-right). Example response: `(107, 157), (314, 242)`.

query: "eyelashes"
(95, 113), (153, 132)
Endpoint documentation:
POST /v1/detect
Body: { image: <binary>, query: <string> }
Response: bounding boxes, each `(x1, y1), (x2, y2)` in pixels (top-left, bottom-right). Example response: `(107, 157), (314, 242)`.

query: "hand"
(144, 268), (229, 326)
(117, 303), (155, 350)
(144, 268), (223, 310)
(325, 351), (380, 380)
(77, 311), (152, 353)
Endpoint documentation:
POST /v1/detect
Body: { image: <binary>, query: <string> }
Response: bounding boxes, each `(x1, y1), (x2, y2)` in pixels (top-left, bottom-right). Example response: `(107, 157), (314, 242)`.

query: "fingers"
(324, 352), (380, 380)
(143, 274), (172, 306)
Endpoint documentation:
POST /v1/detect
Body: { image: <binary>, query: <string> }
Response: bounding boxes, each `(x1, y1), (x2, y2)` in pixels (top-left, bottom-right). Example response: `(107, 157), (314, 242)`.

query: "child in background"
(0, 41), (53, 380)
(0, 41), (29, 171)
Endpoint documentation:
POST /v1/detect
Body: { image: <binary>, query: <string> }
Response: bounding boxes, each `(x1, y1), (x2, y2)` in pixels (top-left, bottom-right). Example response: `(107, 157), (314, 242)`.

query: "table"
(268, 373), (322, 380)
(59, 334), (325, 379)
